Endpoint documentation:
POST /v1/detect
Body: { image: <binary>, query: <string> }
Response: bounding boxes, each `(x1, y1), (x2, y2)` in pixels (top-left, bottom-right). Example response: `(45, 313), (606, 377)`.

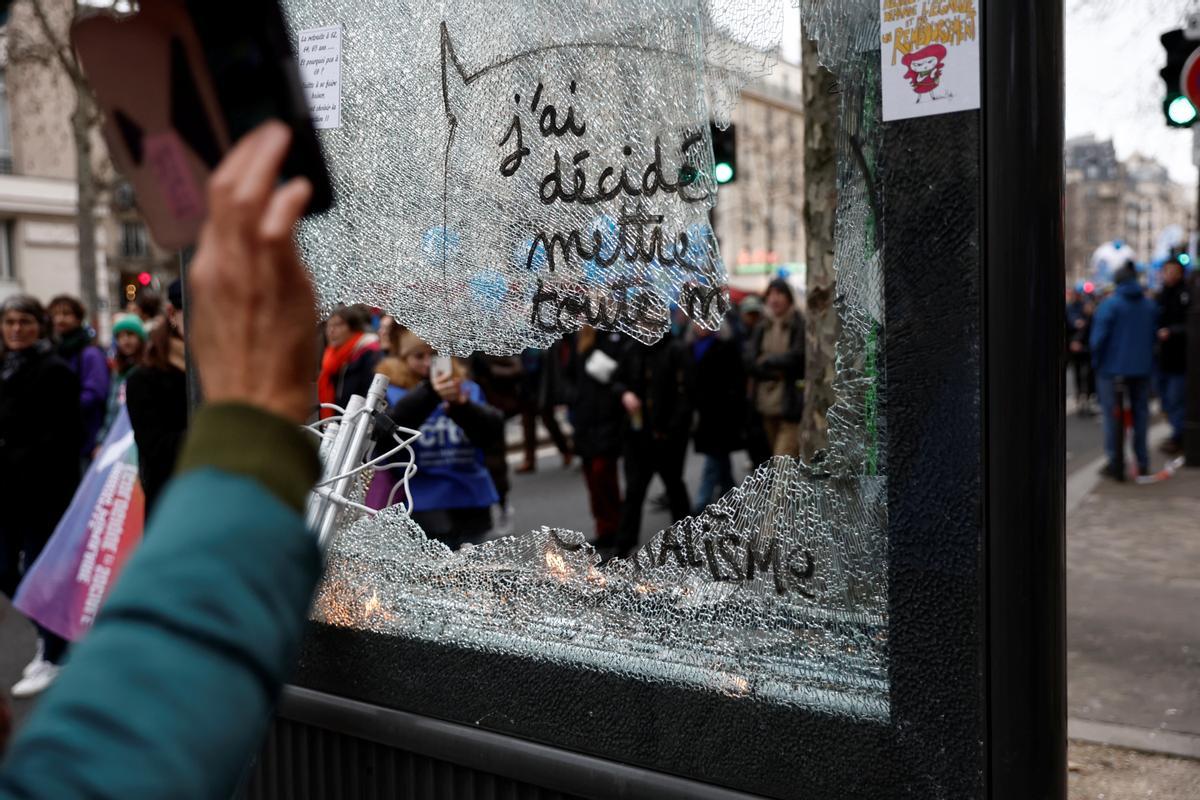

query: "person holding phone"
(0, 123), (324, 799)
(366, 331), (503, 548)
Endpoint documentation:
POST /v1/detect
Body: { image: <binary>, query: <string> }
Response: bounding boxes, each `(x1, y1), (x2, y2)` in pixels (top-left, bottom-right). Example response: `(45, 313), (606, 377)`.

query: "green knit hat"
(112, 314), (147, 342)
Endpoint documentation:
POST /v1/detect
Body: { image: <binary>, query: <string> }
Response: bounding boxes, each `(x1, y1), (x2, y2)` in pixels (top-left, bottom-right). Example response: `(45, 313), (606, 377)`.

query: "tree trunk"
(799, 37), (839, 460)
(73, 85), (99, 325)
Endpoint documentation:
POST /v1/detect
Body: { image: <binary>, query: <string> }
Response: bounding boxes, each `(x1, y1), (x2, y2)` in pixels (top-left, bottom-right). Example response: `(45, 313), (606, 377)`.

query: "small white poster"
(880, 0), (981, 122)
(298, 25), (342, 129)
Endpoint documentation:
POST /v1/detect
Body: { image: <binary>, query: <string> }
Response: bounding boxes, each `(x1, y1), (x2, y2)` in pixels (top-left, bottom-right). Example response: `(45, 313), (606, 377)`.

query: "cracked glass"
(287, 0), (889, 719)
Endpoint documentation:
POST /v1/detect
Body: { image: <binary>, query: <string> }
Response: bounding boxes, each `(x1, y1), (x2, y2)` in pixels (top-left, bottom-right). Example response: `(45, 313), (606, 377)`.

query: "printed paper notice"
(880, 1), (980, 122)
(298, 25), (342, 129)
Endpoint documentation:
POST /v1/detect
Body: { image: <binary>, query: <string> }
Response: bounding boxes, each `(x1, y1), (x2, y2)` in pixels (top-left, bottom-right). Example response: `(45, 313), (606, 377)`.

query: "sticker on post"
(298, 24), (342, 129)
(879, 0), (980, 122)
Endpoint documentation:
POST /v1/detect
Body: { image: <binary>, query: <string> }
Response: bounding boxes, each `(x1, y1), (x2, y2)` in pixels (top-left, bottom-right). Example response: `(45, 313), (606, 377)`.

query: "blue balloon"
(467, 270), (508, 312)
(420, 226), (461, 263)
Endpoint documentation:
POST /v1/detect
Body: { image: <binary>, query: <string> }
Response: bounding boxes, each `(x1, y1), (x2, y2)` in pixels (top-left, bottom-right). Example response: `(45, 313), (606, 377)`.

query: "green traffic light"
(1180, 253), (1192, 266)
(714, 162), (734, 184)
(1168, 94), (1197, 125)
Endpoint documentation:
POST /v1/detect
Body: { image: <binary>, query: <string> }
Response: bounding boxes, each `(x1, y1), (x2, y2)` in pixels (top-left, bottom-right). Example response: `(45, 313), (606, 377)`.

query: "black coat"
(0, 342), (82, 559)
(126, 365), (189, 516)
(566, 332), (628, 459)
(335, 346), (382, 410)
(614, 336), (693, 445)
(692, 336), (747, 455)
(1156, 281), (1190, 374)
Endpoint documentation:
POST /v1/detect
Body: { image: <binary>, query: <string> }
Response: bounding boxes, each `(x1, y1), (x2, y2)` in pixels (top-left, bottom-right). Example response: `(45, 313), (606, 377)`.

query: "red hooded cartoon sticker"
(901, 44), (949, 103)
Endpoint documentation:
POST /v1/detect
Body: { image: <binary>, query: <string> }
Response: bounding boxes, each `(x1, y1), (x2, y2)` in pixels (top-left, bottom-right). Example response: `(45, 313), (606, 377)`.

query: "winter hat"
(112, 314), (147, 342)
(738, 295), (764, 314)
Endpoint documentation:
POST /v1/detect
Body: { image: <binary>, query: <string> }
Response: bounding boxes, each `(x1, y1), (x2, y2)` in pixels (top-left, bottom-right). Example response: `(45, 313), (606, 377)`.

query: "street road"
(0, 408), (1128, 732)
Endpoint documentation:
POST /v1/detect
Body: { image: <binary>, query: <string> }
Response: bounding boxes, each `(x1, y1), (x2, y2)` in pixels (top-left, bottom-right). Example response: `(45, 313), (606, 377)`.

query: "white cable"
(304, 399), (422, 519)
(314, 424), (422, 487)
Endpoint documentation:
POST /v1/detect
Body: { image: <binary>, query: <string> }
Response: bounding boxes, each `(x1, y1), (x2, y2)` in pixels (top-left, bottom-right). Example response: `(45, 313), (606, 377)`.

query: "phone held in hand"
(431, 355), (453, 383)
(71, 0), (335, 250)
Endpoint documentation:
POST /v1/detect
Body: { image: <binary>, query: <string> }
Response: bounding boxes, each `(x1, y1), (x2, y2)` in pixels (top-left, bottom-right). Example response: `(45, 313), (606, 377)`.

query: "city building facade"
(1064, 134), (1194, 286)
(0, 1), (169, 331)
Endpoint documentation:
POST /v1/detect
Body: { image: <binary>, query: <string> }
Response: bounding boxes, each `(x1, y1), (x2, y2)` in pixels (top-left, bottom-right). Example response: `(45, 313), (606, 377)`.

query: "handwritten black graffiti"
(530, 131), (709, 206)
(530, 278), (727, 335)
(438, 24), (708, 290)
(526, 206), (701, 274)
(618, 517), (816, 598)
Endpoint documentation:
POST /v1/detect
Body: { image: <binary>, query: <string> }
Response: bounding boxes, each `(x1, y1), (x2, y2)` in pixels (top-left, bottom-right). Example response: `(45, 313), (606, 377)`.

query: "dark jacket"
(692, 333), (747, 455)
(748, 309), (806, 421)
(0, 342), (82, 555)
(566, 332), (628, 459)
(469, 354), (523, 418)
(1091, 281), (1157, 378)
(125, 364), (189, 517)
(385, 379), (505, 451)
(614, 337), (693, 444)
(1156, 280), (1190, 374)
(0, 404), (321, 800)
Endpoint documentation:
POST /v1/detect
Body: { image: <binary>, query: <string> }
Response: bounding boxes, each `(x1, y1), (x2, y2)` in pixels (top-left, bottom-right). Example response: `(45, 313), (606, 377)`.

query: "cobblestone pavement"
(1069, 742), (1200, 800)
(1068, 466), (1200, 738)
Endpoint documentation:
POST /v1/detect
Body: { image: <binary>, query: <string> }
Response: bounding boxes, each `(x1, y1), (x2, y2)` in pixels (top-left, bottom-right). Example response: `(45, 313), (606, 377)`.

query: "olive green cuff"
(177, 403), (320, 514)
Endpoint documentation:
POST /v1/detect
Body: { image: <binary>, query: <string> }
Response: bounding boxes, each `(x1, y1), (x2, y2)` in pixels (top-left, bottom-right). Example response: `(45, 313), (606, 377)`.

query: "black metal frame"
(982, 1), (1067, 796)
(246, 1), (1067, 796)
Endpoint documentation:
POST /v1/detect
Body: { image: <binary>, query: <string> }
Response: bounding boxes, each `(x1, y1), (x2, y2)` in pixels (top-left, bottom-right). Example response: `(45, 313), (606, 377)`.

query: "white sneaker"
(12, 661), (60, 698)
(21, 639), (45, 678)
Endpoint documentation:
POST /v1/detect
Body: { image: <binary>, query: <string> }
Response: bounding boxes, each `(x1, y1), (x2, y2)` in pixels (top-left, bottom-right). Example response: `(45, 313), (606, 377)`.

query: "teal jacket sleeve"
(0, 404), (322, 800)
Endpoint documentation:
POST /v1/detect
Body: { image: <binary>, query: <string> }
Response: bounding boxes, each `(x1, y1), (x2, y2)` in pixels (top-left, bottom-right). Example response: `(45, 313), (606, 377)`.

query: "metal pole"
(984, 0), (1067, 796)
(315, 373), (391, 549)
(1185, 267), (1200, 465)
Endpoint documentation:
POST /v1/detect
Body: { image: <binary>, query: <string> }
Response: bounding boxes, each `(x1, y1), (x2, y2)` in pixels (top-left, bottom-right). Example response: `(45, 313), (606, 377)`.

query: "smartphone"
(71, 0), (334, 250)
(431, 355), (453, 383)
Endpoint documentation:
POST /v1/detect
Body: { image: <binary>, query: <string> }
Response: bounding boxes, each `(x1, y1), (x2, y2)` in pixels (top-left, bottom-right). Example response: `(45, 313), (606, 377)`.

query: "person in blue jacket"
(365, 329), (502, 548)
(1090, 263), (1158, 479)
(0, 122), (324, 799)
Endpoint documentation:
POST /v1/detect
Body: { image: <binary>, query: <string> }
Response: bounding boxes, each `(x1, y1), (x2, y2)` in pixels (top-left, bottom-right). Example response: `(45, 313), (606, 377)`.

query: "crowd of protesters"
(340, 277), (808, 558)
(0, 273), (808, 699)
(0, 283), (186, 698)
(1066, 257), (1193, 479)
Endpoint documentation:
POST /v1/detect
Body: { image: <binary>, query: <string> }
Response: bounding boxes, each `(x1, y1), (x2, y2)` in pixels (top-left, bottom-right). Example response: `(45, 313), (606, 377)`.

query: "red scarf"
(318, 332), (371, 418)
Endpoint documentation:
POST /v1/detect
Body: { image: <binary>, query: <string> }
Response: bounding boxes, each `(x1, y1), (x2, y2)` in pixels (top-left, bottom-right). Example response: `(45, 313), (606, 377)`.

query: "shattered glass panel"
(296, 0), (890, 718)
(287, 0), (783, 355)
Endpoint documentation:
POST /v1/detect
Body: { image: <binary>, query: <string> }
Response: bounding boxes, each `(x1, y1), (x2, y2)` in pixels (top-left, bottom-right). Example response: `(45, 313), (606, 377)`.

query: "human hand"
(432, 371), (465, 404)
(621, 391), (642, 414)
(1158, 327), (1171, 342)
(189, 122), (317, 424)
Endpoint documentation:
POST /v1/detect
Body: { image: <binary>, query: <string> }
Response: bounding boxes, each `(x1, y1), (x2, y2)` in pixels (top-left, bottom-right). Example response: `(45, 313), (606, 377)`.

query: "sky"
(1064, 0), (1197, 183)
(779, 0), (1197, 183)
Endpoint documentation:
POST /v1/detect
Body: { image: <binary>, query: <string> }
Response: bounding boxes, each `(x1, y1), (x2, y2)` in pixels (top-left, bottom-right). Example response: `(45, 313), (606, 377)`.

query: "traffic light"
(1160, 29), (1200, 128)
(710, 123), (737, 184)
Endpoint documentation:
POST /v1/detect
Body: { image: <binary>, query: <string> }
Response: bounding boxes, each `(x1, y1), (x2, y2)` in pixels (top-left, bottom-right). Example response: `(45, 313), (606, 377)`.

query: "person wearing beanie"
(95, 314), (148, 449)
(365, 329), (503, 548)
(747, 278), (806, 458)
(1090, 261), (1158, 479)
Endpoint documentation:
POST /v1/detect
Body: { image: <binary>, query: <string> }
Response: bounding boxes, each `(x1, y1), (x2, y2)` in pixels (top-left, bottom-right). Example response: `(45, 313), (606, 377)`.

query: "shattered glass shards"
(301, 0), (891, 717)
(284, 0), (783, 355)
(317, 458), (888, 718)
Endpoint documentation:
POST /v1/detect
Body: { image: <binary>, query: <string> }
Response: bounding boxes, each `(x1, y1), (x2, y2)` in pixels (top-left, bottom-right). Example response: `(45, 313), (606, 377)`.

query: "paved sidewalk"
(1068, 460), (1200, 749)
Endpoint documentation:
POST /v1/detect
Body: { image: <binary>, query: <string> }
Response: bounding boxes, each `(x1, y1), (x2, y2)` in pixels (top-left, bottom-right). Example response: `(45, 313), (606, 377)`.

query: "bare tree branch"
(26, 0), (83, 83)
